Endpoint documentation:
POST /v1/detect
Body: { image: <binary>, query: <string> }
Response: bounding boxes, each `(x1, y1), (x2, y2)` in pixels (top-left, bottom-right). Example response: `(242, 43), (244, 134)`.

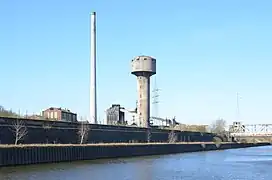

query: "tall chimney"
(90, 12), (97, 124)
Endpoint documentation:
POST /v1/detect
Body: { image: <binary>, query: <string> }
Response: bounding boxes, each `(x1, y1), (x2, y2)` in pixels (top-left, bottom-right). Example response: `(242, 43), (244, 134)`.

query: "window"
(66, 114), (71, 121)
(54, 111), (58, 119)
(62, 112), (66, 120)
(50, 112), (54, 119)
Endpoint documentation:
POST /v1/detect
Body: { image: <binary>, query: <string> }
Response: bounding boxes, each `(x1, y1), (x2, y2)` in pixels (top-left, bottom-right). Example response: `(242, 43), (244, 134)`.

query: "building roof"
(43, 107), (76, 114)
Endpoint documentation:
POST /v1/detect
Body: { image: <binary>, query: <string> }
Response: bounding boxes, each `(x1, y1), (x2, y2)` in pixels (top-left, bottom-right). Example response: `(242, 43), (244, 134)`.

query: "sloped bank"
(0, 142), (270, 167)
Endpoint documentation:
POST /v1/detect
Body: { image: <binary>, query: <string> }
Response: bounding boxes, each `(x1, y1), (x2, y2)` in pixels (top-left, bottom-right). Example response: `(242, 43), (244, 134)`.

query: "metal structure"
(236, 92), (242, 121)
(90, 12), (97, 124)
(230, 121), (272, 137)
(152, 77), (160, 126)
(120, 106), (137, 125)
(150, 117), (171, 127)
(131, 56), (156, 128)
(150, 116), (179, 128)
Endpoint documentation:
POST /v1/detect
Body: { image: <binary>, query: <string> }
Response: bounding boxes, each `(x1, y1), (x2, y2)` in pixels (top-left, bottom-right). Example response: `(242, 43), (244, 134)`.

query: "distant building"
(42, 107), (77, 122)
(106, 104), (126, 125)
(27, 115), (44, 120)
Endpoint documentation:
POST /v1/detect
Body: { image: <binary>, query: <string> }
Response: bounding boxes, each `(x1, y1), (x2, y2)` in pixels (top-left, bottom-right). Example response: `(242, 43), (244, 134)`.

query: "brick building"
(42, 107), (77, 122)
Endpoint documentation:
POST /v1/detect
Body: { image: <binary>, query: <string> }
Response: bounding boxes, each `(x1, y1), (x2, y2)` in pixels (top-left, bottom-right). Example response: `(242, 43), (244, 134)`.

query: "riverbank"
(0, 142), (270, 167)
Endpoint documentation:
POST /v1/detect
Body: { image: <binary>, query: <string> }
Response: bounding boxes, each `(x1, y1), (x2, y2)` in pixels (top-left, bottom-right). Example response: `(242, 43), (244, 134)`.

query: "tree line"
(0, 106), (20, 118)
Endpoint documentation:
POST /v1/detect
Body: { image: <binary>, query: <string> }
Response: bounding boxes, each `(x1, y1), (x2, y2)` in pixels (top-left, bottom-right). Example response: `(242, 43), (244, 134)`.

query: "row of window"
(44, 111), (77, 122)
(62, 112), (77, 122)
(47, 111), (58, 119)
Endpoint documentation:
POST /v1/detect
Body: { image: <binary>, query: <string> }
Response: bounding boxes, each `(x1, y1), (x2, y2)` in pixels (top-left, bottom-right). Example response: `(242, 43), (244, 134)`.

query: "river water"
(0, 146), (272, 180)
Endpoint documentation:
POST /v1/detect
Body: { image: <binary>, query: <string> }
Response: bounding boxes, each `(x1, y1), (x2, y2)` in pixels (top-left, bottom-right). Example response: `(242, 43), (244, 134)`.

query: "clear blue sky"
(1, 0), (272, 125)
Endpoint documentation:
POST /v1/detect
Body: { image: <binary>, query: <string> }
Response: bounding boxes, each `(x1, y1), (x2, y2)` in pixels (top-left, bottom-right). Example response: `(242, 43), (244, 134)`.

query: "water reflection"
(0, 146), (271, 180)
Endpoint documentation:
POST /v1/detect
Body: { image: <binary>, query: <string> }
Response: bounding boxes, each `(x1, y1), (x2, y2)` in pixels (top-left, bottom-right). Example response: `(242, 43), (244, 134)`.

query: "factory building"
(42, 107), (77, 122)
(106, 104), (126, 125)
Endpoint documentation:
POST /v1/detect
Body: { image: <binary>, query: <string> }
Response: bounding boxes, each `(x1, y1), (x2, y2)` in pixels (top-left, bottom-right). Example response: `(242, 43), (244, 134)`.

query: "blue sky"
(1, 0), (272, 125)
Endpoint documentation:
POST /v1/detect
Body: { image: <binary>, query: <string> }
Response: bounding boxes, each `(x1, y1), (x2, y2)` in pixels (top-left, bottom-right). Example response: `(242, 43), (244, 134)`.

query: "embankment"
(0, 142), (270, 167)
(0, 117), (216, 144)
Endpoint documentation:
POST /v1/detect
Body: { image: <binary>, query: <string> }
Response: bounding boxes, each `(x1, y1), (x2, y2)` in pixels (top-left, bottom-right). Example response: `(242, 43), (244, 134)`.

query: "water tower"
(131, 56), (156, 128)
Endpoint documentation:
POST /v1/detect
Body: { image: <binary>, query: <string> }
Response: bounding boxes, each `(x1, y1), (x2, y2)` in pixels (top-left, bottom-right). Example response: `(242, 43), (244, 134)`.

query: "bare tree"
(77, 120), (90, 144)
(146, 128), (152, 143)
(168, 129), (177, 143)
(210, 118), (227, 134)
(11, 119), (28, 145)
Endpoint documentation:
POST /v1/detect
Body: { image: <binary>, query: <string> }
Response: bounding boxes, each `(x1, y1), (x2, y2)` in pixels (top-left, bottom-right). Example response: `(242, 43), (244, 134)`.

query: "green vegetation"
(0, 105), (46, 120)
(0, 105), (20, 118)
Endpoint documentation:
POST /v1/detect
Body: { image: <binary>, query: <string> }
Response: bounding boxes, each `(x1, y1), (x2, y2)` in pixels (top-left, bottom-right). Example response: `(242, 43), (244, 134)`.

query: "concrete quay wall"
(0, 142), (270, 167)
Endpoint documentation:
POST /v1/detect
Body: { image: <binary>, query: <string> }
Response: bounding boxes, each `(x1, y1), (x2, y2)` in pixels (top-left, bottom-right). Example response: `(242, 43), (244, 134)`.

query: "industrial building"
(42, 107), (77, 122)
(105, 104), (126, 125)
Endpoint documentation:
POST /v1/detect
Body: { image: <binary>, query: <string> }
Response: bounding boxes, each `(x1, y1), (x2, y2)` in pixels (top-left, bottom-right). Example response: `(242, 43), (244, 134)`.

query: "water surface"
(0, 146), (272, 180)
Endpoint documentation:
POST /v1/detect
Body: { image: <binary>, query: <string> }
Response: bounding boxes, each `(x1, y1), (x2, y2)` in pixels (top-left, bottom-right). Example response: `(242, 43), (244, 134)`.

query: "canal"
(0, 145), (271, 180)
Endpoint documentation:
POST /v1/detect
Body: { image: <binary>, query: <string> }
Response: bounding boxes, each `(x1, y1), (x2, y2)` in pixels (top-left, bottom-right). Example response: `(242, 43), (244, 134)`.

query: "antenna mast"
(236, 92), (241, 121)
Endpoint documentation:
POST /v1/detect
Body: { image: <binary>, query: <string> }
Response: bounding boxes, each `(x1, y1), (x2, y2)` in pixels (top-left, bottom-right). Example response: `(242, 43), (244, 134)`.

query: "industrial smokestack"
(90, 12), (97, 124)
